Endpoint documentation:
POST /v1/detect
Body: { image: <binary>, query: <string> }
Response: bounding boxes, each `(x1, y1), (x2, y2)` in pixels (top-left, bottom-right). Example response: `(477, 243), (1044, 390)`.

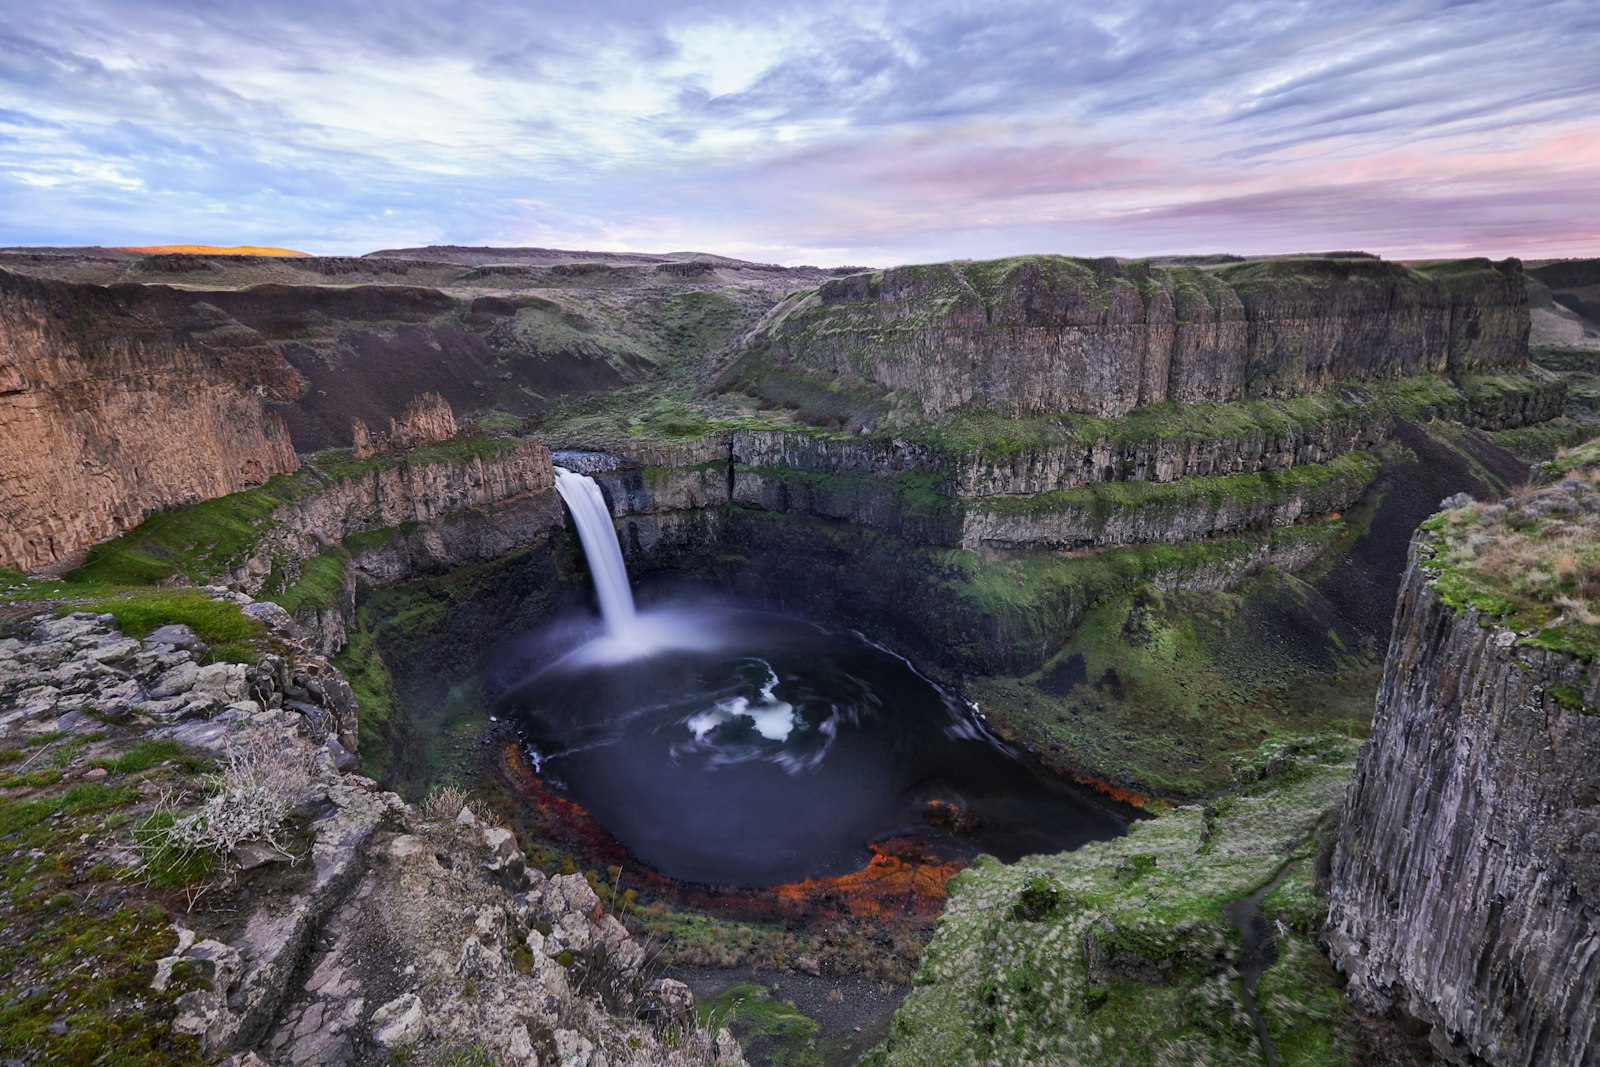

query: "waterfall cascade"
(553, 467), (638, 638)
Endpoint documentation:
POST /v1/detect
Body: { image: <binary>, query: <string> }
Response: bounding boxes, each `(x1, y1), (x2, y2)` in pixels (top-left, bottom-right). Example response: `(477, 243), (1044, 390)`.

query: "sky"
(0, 0), (1596, 266)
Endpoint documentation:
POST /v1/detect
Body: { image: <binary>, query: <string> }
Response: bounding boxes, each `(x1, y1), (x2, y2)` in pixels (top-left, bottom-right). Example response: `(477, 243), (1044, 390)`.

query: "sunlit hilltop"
(116, 245), (309, 257)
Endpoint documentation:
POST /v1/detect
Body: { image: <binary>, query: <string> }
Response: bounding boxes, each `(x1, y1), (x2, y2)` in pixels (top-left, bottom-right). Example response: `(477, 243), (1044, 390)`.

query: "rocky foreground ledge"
(0, 593), (745, 1066)
(1327, 443), (1600, 1066)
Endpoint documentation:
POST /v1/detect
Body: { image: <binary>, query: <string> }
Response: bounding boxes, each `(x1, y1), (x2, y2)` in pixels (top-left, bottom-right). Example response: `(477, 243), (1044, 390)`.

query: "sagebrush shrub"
(138, 729), (314, 879)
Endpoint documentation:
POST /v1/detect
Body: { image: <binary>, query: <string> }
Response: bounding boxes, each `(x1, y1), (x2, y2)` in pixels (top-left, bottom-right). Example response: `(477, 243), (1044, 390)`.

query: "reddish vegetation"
(496, 740), (964, 926)
(1072, 774), (1155, 810)
(769, 839), (962, 921)
(923, 798), (979, 833)
(498, 742), (632, 870)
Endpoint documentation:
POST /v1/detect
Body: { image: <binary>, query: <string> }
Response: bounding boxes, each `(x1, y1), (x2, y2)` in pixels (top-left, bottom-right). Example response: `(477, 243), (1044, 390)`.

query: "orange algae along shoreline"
(496, 739), (963, 924)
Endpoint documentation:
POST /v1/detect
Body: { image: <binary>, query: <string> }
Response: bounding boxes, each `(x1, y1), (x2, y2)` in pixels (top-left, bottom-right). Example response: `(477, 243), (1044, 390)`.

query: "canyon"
(1, 244), (1598, 1066)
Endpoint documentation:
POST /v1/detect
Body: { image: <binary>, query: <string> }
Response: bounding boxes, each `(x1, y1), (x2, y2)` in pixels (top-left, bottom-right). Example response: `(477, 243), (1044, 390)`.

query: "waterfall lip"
(551, 451), (624, 474)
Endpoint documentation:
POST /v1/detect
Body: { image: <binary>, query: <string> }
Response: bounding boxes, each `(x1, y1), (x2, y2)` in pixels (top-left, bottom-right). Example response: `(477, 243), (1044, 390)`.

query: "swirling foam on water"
(686, 660), (797, 742)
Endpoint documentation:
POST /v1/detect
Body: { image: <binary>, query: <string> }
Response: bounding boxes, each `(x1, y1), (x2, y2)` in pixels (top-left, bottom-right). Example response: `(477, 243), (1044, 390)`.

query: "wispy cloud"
(0, 0), (1594, 261)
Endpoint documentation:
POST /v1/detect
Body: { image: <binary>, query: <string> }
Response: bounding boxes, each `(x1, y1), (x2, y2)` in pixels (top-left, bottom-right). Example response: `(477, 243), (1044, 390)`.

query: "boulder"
(145, 623), (208, 654)
(369, 992), (426, 1047)
(637, 978), (694, 1028)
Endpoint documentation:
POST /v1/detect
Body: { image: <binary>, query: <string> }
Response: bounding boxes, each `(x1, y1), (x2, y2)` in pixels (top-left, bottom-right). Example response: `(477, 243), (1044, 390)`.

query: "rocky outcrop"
(0, 597), (745, 1066)
(351, 391), (459, 458)
(0, 268), (300, 571)
(1326, 493), (1600, 1064)
(758, 255), (1529, 418)
(259, 815), (745, 1067)
(0, 597), (362, 762)
(870, 737), (1360, 1066)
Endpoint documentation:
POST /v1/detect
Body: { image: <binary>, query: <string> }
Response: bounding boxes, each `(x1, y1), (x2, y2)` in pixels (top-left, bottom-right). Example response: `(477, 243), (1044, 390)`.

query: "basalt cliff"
(748, 254), (1528, 417)
(0, 269), (300, 571)
(1, 248), (1573, 800)
(1326, 453), (1600, 1066)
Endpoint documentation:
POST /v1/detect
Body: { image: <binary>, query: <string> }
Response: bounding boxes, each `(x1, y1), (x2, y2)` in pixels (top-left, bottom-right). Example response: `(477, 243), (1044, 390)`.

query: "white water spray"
(554, 467), (638, 638)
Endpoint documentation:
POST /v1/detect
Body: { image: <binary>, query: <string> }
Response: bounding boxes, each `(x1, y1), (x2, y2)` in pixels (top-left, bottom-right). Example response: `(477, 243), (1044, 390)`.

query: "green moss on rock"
(1419, 439), (1600, 660)
(973, 453), (1377, 526)
(69, 589), (265, 663)
(867, 736), (1360, 1067)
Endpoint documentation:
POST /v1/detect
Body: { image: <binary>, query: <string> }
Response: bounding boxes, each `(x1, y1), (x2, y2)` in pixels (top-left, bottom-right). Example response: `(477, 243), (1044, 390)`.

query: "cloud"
(0, 0), (1594, 261)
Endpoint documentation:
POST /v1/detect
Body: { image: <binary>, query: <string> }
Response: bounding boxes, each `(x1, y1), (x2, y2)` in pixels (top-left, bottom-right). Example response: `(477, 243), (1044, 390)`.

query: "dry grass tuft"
(1421, 441), (1600, 659)
(135, 728), (315, 905)
(422, 784), (468, 821)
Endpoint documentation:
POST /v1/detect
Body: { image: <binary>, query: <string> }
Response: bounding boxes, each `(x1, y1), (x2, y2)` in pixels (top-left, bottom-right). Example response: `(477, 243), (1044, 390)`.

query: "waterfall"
(553, 467), (638, 637)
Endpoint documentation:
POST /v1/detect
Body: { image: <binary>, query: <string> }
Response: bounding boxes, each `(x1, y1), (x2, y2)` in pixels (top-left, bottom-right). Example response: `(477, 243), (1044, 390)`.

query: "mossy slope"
(865, 737), (1361, 1067)
(68, 435), (519, 590)
(0, 722), (213, 1064)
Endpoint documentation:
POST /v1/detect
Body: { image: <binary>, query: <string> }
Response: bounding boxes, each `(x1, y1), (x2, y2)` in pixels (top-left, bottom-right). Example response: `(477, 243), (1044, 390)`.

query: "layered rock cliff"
(1326, 454), (1600, 1066)
(565, 359), (1562, 553)
(754, 255), (1529, 418)
(253, 437), (560, 654)
(265, 439), (553, 555)
(70, 432), (563, 656)
(0, 268), (300, 571)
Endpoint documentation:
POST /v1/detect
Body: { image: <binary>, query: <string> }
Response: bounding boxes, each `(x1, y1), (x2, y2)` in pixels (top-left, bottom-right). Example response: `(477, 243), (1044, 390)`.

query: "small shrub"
(1009, 875), (1062, 922)
(134, 811), (220, 888)
(423, 784), (468, 821)
(135, 730), (313, 887)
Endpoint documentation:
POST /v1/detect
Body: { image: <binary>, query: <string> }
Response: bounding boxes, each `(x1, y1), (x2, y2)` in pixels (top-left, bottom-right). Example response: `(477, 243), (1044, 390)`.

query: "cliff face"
(571, 365), (1569, 552)
(270, 440), (552, 550)
(0, 269), (300, 572)
(232, 439), (559, 654)
(956, 453), (1374, 550)
(1326, 470), (1600, 1066)
(0, 249), (837, 453)
(760, 256), (1529, 418)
